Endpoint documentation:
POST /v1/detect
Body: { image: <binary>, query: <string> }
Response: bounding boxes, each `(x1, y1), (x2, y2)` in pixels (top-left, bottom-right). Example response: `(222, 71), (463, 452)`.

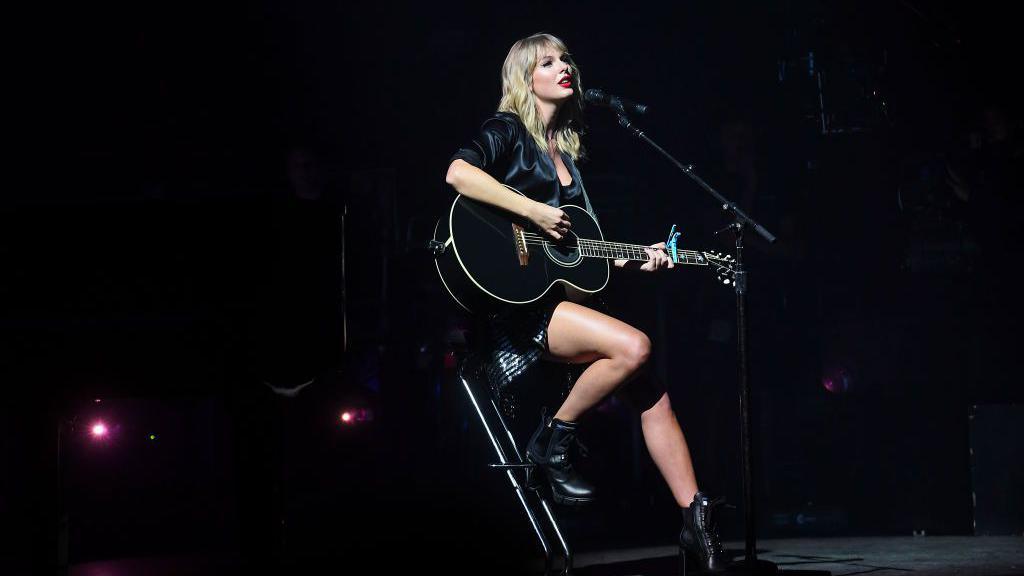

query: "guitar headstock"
(703, 251), (737, 285)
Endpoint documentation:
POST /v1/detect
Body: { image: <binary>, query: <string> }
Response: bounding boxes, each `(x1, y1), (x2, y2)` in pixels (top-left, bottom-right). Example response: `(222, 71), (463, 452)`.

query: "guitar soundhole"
(543, 231), (583, 267)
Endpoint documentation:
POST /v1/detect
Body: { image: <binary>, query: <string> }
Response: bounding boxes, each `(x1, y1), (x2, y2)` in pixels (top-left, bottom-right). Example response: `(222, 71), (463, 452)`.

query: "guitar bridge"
(512, 223), (529, 267)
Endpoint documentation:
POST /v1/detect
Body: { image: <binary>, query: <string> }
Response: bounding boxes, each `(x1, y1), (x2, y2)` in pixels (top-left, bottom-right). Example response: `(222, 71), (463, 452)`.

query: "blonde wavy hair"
(498, 33), (585, 160)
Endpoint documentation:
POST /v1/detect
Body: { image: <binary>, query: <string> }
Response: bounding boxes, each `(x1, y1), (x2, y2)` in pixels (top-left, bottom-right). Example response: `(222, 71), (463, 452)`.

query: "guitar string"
(524, 238), (700, 254)
(510, 233), (733, 275)
(522, 239), (706, 257)
(519, 236), (718, 263)
(521, 230), (685, 247)
(521, 242), (713, 262)
(516, 231), (734, 271)
(520, 232), (713, 258)
(521, 231), (703, 253)
(517, 243), (722, 268)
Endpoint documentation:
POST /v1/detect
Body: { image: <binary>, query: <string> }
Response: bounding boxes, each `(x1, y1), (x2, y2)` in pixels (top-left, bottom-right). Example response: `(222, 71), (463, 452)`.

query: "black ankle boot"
(525, 409), (596, 506)
(679, 492), (726, 574)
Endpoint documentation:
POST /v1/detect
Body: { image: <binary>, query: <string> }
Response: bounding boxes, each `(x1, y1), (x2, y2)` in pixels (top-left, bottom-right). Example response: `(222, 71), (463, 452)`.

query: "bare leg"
(543, 302), (651, 422)
(544, 301), (701, 508)
(552, 357), (639, 421)
(641, 392), (700, 508)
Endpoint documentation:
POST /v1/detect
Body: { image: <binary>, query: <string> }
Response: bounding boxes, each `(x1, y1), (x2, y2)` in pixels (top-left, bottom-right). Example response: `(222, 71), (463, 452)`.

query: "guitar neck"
(577, 239), (710, 266)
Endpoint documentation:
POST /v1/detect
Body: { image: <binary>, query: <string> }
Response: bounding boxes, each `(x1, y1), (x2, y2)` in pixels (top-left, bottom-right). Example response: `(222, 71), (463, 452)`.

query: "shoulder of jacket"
(481, 111), (523, 134)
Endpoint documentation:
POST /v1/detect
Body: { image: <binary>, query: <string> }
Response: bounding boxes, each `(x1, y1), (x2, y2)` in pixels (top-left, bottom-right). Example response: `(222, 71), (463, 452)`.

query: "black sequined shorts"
(482, 292), (562, 392)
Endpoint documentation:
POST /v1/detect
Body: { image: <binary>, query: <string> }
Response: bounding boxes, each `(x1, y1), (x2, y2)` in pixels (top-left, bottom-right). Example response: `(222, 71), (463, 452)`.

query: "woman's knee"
(619, 330), (652, 373)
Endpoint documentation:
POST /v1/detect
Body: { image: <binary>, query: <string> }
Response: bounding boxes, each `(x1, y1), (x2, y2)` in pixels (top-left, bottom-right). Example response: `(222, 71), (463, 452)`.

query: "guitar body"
(433, 187), (609, 314)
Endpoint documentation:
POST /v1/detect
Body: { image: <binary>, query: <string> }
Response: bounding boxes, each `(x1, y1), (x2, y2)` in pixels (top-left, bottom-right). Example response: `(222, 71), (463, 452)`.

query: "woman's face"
(531, 45), (574, 105)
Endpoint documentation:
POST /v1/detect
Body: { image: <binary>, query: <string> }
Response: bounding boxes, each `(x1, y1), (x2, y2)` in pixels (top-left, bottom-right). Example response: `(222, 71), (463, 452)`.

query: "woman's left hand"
(640, 242), (674, 272)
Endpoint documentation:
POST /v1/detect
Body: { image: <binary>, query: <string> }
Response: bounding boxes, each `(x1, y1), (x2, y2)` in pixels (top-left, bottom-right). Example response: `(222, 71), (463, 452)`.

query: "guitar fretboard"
(576, 239), (708, 265)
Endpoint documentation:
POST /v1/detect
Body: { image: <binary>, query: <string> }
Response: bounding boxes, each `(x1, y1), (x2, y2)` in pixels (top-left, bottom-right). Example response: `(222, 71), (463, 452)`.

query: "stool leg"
(537, 496), (573, 574)
(459, 366), (554, 569)
(490, 397), (573, 572)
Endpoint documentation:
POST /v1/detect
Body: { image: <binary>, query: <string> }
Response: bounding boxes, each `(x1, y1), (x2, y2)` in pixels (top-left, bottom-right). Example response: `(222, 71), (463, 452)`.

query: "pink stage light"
(90, 421), (108, 438)
(339, 408), (374, 425)
(822, 367), (851, 394)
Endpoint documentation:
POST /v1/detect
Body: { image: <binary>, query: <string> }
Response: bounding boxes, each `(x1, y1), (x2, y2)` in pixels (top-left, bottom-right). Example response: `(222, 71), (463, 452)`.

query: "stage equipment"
(970, 404), (1024, 535)
(584, 88), (649, 116)
(607, 108), (790, 575)
(456, 351), (575, 575)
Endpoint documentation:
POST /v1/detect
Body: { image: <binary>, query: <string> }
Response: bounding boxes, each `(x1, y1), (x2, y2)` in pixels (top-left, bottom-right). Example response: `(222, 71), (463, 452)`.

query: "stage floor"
(569, 536), (1024, 575)
(26, 535), (1019, 576)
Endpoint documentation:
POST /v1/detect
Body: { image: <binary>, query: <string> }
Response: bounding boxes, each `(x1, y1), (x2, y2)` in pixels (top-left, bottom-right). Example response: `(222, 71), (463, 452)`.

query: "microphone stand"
(615, 113), (781, 575)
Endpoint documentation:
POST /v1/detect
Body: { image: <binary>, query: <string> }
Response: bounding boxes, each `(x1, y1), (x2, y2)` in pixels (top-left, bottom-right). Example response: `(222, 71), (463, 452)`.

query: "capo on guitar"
(665, 224), (681, 263)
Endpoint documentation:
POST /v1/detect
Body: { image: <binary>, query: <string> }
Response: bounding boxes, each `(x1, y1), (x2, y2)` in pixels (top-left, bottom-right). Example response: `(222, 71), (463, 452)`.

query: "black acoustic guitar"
(432, 185), (735, 313)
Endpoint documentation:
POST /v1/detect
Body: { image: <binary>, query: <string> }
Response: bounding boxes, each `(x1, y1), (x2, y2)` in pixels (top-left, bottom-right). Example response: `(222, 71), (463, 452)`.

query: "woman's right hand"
(528, 202), (572, 240)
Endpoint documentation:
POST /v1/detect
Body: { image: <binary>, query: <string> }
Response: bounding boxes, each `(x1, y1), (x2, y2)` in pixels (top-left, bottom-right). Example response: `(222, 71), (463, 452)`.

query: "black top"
(559, 175), (581, 204)
(450, 111), (592, 216)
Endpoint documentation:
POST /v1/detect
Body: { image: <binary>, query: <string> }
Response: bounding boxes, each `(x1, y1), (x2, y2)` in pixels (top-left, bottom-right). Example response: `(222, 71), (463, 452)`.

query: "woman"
(445, 33), (725, 571)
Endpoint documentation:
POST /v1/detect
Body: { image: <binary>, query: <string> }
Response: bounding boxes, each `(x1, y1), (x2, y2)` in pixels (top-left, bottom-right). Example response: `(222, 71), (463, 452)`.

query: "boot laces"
(552, 433), (589, 466)
(701, 497), (725, 555)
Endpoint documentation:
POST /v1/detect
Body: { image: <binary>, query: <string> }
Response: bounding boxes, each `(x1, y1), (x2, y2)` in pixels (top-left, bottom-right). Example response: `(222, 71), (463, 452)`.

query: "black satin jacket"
(449, 112), (596, 218)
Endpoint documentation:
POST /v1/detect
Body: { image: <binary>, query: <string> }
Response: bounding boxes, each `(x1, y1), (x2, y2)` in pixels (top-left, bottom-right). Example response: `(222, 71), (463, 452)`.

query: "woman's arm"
(445, 159), (538, 219)
(446, 159), (571, 240)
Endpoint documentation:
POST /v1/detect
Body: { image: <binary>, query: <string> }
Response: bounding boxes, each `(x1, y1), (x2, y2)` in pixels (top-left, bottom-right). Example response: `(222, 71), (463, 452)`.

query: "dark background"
(3, 1), (1022, 573)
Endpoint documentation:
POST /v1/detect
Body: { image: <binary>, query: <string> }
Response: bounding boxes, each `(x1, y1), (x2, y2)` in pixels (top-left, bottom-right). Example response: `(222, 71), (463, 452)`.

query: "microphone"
(584, 88), (649, 115)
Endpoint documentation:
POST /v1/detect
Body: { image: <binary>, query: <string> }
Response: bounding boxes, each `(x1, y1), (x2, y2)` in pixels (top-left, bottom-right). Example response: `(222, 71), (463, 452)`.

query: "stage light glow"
(339, 408), (374, 425)
(90, 422), (108, 438)
(148, 434), (157, 441)
(822, 367), (851, 394)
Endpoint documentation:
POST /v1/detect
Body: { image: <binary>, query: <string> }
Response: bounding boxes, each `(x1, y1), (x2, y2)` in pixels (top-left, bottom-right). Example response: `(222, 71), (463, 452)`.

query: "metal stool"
(455, 351), (574, 575)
